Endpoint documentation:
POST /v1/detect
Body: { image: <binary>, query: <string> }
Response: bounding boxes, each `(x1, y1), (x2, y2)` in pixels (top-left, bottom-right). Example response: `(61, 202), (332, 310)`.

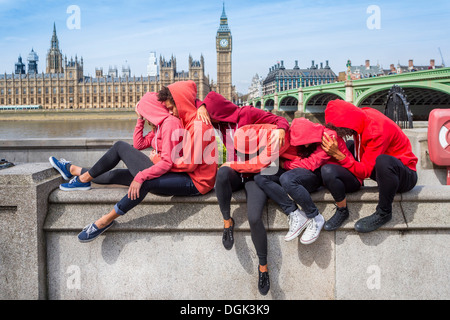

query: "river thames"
(0, 119), (140, 139)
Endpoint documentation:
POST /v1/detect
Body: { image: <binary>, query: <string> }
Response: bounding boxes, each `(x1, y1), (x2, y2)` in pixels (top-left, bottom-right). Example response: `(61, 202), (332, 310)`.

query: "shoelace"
(58, 158), (71, 165)
(68, 176), (79, 184)
(82, 223), (98, 235)
(259, 271), (269, 287)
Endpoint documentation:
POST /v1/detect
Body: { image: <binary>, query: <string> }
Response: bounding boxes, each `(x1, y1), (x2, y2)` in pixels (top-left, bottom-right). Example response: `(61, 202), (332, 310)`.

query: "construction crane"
(438, 47), (446, 67)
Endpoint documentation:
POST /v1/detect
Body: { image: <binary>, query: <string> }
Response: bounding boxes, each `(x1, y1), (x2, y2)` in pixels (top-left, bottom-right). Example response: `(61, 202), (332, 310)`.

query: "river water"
(0, 119), (140, 139)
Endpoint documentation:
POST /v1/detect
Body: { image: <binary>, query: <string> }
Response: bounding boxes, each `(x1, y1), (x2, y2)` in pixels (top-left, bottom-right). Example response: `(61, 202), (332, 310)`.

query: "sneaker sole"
(49, 157), (71, 180)
(78, 221), (115, 243)
(284, 219), (311, 242)
(59, 185), (91, 191)
(300, 223), (324, 245)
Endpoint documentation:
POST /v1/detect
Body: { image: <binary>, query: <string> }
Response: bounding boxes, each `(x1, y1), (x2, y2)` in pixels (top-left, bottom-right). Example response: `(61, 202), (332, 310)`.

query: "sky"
(0, 0), (449, 94)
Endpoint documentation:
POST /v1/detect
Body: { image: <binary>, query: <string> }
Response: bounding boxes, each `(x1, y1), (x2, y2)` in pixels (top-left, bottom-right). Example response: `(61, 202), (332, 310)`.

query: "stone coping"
(45, 184), (450, 232)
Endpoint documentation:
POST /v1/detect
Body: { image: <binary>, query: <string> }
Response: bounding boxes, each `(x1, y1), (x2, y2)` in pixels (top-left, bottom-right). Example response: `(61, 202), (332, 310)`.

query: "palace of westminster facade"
(0, 7), (235, 109)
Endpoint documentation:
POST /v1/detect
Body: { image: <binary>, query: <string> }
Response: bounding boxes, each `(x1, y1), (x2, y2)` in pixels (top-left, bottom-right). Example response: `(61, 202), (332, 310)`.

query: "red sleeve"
(284, 146), (331, 171)
(338, 135), (387, 180)
(133, 121), (177, 183)
(249, 108), (290, 132)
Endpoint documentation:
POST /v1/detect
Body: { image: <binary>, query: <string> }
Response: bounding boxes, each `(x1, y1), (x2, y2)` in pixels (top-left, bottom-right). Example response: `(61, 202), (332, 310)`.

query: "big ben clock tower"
(216, 3), (232, 101)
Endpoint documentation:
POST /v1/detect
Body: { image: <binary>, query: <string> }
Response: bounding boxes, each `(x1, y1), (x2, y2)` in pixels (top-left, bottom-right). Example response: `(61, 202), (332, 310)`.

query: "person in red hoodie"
(322, 99), (418, 233)
(157, 80), (217, 196)
(49, 92), (201, 242)
(195, 91), (290, 296)
(254, 117), (358, 244)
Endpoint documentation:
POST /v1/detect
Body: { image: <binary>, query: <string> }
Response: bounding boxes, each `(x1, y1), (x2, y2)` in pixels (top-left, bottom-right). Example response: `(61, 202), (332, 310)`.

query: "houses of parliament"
(0, 7), (235, 109)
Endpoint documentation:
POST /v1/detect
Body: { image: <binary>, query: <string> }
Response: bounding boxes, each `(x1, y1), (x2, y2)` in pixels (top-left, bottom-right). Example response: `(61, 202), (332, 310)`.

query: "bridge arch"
(303, 92), (345, 113)
(356, 83), (450, 119)
(264, 99), (275, 111)
(255, 100), (262, 109)
(279, 96), (298, 111)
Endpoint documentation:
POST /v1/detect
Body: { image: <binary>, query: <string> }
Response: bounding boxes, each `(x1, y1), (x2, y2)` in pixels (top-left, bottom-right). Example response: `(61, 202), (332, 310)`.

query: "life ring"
(438, 121), (450, 150)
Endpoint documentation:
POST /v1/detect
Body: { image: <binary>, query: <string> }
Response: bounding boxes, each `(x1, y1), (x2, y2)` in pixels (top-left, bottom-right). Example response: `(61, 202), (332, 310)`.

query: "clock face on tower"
(219, 38), (228, 48)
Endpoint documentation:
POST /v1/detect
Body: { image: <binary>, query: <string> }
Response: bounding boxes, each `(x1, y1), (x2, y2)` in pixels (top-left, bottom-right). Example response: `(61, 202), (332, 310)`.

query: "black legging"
(215, 166), (268, 266)
(320, 140), (417, 213)
(80, 141), (200, 215)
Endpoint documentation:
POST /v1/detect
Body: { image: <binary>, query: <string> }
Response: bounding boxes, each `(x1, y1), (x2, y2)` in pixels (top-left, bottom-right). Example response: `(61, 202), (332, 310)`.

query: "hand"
(128, 180), (142, 201)
(149, 149), (157, 162)
(321, 132), (346, 161)
(196, 105), (212, 125)
(135, 104), (143, 120)
(270, 129), (285, 148)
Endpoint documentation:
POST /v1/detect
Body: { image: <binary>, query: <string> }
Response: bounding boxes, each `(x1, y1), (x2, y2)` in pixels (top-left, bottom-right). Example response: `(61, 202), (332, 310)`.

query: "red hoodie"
(167, 81), (217, 194)
(325, 99), (418, 180)
(228, 123), (293, 173)
(199, 91), (290, 161)
(283, 118), (361, 182)
(133, 92), (183, 184)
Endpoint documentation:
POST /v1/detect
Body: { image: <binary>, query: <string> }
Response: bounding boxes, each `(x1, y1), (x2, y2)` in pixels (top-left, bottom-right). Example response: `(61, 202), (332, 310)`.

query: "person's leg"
(215, 166), (245, 221)
(80, 141), (152, 183)
(245, 181), (270, 295)
(321, 164), (362, 231)
(254, 169), (309, 241)
(214, 166), (245, 250)
(355, 154), (417, 233)
(254, 168), (297, 215)
(78, 172), (199, 242)
(280, 168), (325, 244)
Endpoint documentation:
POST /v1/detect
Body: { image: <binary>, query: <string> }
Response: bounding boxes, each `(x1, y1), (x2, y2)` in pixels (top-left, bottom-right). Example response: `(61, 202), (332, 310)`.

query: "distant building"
(345, 59), (444, 80)
(0, 24), (212, 109)
(262, 60), (337, 95)
(346, 60), (385, 80)
(248, 73), (263, 100)
(147, 52), (158, 77)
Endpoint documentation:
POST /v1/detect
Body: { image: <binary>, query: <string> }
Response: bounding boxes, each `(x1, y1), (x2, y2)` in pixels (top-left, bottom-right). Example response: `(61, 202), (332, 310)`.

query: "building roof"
(263, 60), (337, 85)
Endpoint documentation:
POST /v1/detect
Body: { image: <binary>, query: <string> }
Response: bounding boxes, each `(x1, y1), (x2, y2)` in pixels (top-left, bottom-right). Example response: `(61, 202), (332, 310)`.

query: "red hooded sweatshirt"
(283, 117), (361, 183)
(199, 91), (290, 161)
(228, 123), (293, 173)
(133, 92), (183, 184)
(167, 81), (217, 194)
(325, 99), (418, 180)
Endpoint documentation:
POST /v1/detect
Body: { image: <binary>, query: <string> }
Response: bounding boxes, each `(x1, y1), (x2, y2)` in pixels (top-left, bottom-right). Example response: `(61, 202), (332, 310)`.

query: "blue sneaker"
(60, 176), (91, 191)
(78, 221), (115, 243)
(49, 156), (73, 180)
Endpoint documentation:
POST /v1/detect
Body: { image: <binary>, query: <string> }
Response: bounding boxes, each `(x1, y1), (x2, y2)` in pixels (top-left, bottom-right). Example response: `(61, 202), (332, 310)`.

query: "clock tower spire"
(216, 2), (232, 101)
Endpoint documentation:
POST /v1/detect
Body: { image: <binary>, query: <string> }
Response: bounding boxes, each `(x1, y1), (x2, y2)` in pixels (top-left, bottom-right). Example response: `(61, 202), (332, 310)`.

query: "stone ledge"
(44, 184), (450, 232)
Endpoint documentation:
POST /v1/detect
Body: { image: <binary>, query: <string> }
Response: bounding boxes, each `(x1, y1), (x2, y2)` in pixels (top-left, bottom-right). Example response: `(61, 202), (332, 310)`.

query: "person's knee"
(375, 154), (394, 175)
(216, 166), (232, 185)
(113, 140), (128, 150)
(280, 171), (295, 191)
(321, 165), (336, 184)
(253, 174), (268, 188)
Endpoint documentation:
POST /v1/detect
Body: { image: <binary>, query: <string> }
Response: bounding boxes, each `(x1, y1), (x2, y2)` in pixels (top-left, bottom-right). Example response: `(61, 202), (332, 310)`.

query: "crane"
(438, 47), (446, 67)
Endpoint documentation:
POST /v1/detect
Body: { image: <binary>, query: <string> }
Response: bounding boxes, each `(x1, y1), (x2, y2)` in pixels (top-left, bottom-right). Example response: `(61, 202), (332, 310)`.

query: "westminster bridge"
(247, 67), (450, 120)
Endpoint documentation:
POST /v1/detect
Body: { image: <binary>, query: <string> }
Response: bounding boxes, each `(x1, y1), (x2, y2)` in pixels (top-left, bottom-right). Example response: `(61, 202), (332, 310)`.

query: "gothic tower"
(216, 3), (232, 100)
(46, 23), (64, 74)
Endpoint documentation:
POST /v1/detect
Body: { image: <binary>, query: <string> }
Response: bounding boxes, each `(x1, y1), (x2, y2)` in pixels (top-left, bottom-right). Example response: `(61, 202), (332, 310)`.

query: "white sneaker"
(285, 209), (310, 242)
(300, 213), (325, 245)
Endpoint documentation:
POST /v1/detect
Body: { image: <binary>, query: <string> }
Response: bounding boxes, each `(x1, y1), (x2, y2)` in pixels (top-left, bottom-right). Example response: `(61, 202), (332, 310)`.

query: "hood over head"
(325, 99), (366, 134)
(136, 92), (170, 126)
(203, 91), (240, 123)
(289, 117), (324, 146)
(167, 80), (198, 126)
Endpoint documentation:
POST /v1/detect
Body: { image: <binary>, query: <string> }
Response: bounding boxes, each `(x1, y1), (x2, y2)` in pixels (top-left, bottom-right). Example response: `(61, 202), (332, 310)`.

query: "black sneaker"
(324, 206), (349, 231)
(354, 209), (392, 233)
(222, 218), (234, 250)
(258, 267), (270, 296)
